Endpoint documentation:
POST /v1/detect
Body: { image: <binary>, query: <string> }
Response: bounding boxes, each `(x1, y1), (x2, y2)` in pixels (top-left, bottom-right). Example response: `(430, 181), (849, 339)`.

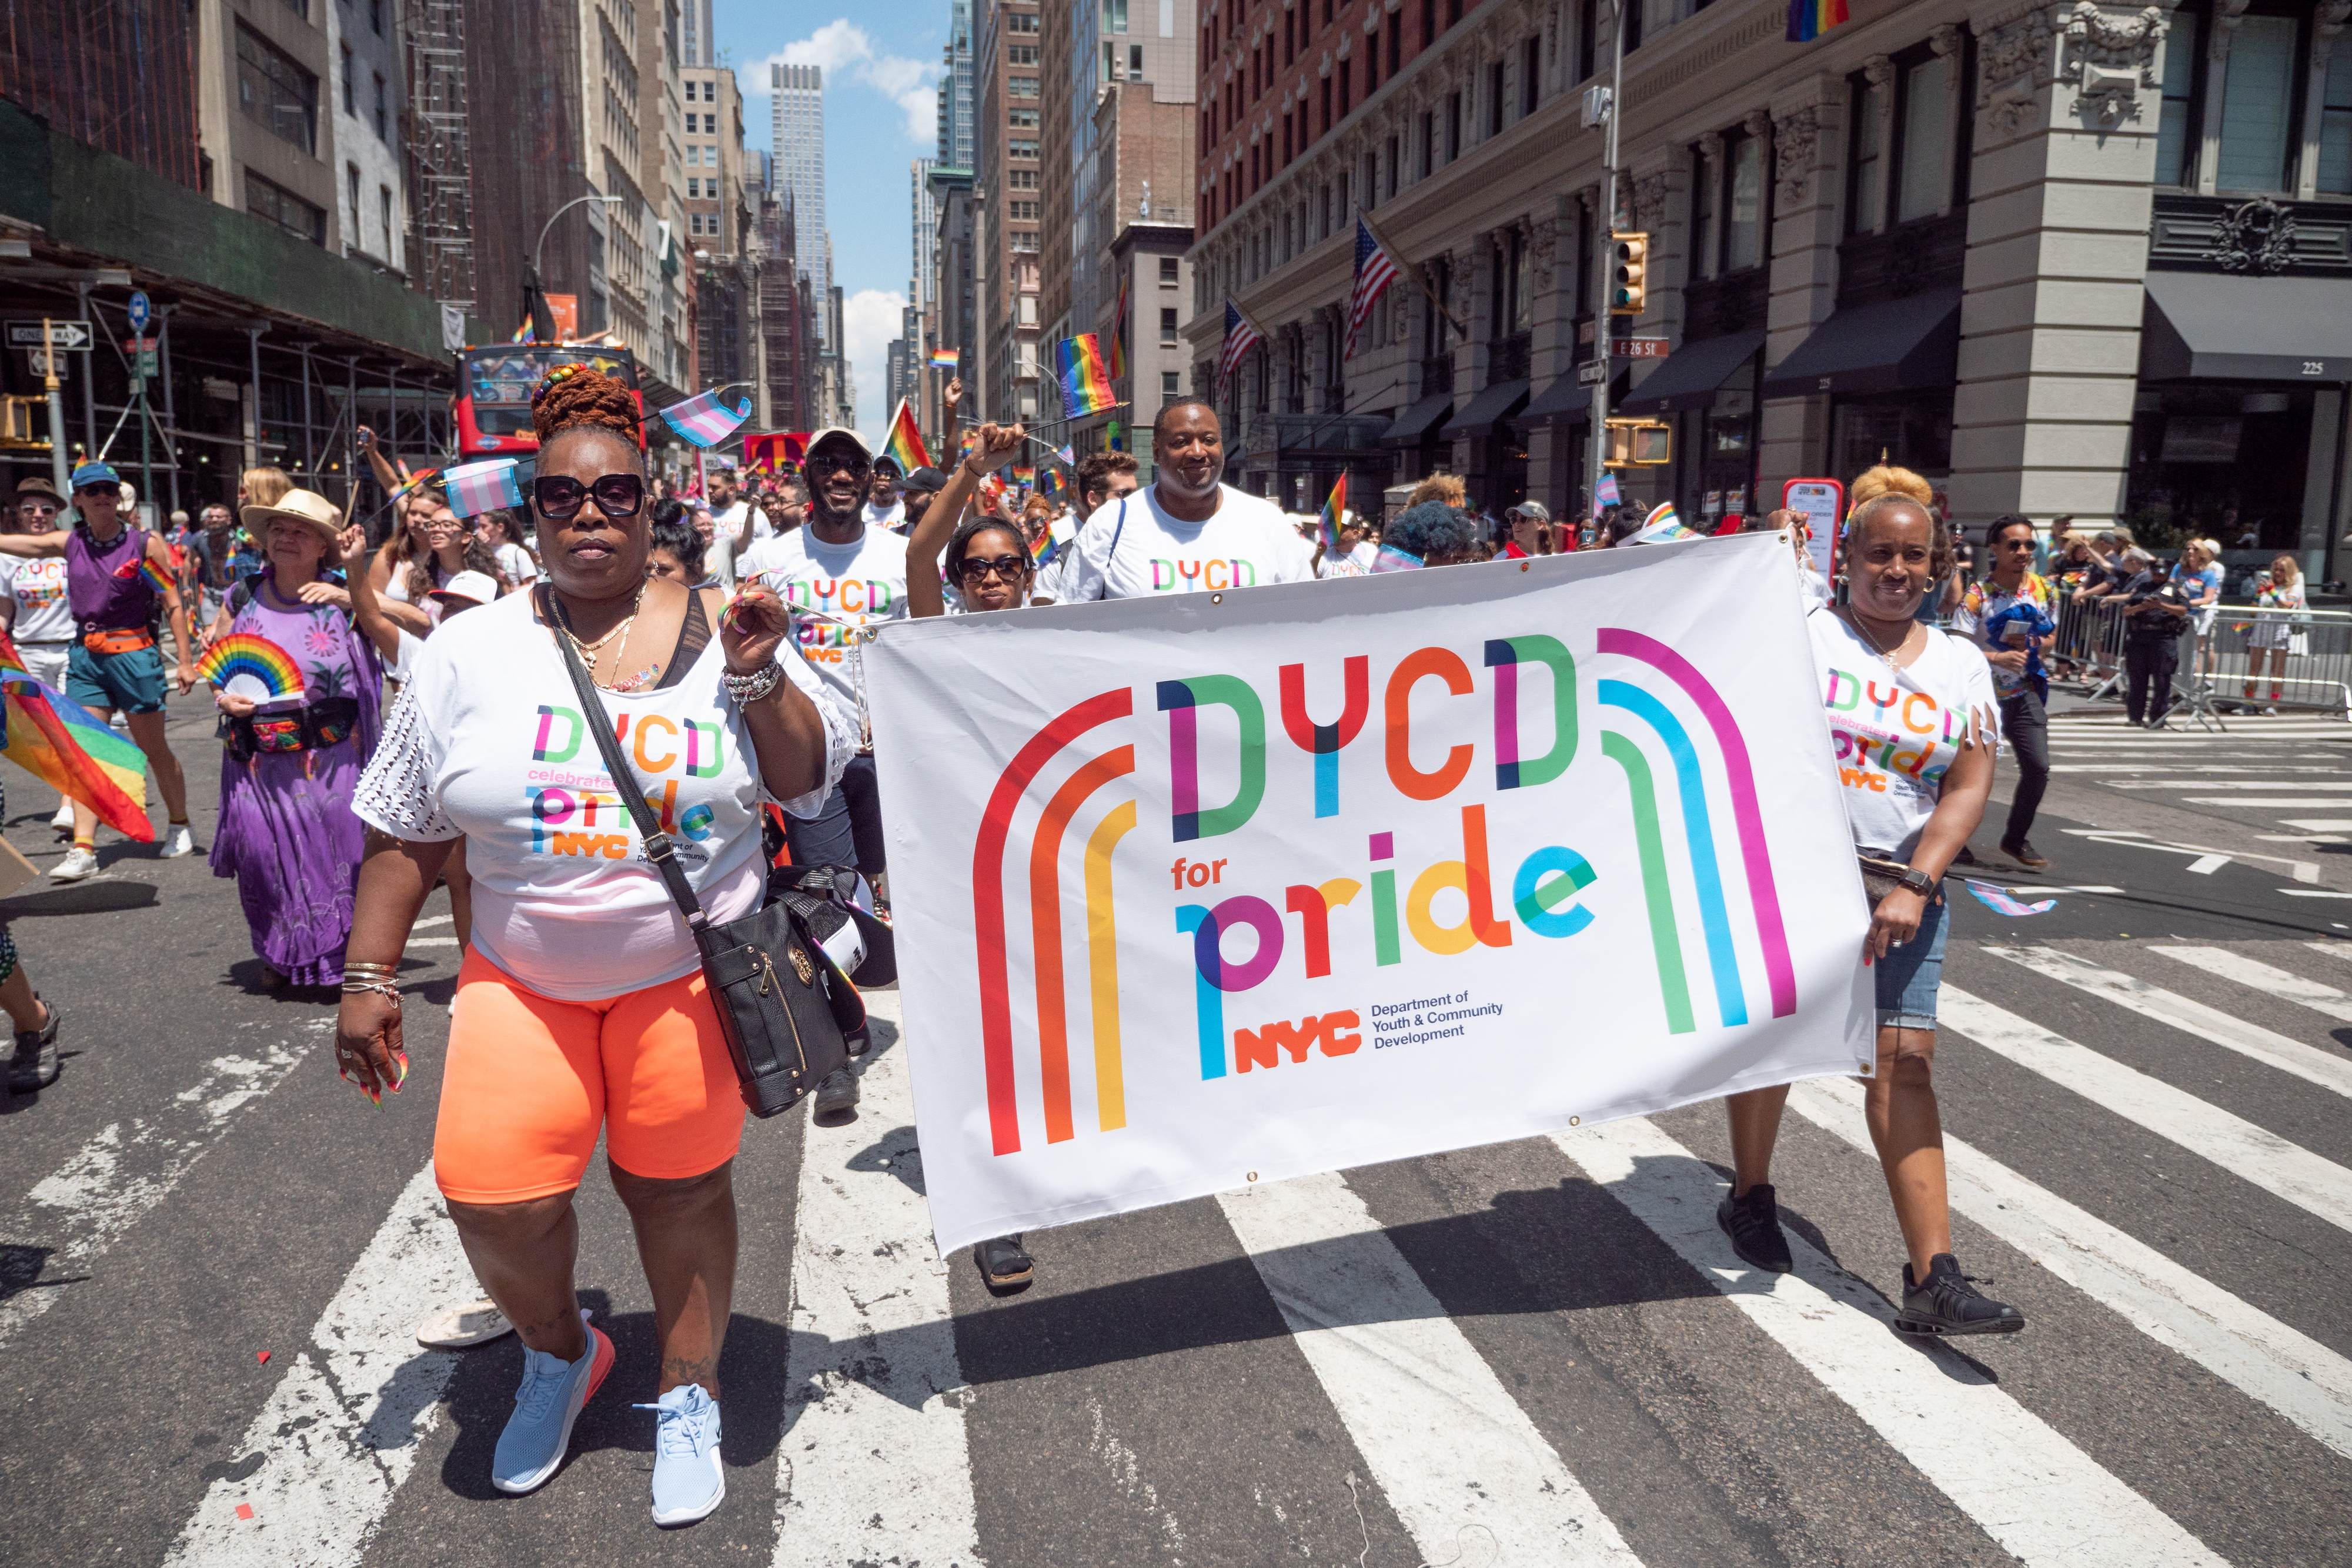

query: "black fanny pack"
(222, 698), (360, 760)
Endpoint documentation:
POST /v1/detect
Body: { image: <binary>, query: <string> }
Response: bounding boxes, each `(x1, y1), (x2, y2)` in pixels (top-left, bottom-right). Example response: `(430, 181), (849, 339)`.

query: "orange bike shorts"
(433, 948), (745, 1205)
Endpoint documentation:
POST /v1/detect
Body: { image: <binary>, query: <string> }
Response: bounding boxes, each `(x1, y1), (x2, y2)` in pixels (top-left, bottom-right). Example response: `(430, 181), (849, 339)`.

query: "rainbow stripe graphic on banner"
(1316, 474), (1348, 557)
(1629, 502), (1701, 544)
(442, 458), (524, 519)
(1597, 627), (1796, 1032)
(1785, 0), (1849, 42)
(884, 400), (931, 473)
(0, 627), (153, 841)
(1053, 334), (1118, 421)
(660, 388), (753, 449)
(196, 633), (305, 701)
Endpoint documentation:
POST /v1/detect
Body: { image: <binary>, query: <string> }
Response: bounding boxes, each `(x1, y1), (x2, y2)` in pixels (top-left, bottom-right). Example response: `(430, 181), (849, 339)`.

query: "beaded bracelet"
(721, 662), (784, 704)
(340, 980), (403, 1005)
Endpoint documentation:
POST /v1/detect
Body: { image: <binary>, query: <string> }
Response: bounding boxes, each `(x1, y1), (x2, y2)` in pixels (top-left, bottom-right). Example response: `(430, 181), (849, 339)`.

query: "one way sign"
(6, 319), (92, 352)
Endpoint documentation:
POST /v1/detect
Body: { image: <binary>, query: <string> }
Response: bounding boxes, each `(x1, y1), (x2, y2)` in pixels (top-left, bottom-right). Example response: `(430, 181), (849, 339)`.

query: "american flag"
(1216, 301), (1264, 396)
(1345, 218), (1402, 359)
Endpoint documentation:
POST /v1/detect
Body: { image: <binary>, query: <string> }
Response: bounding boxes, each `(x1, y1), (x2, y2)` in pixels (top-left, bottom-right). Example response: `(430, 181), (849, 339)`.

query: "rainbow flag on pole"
(0, 627), (153, 841)
(660, 387), (753, 449)
(927, 346), (961, 370)
(1053, 334), (1118, 421)
(1106, 275), (1130, 380)
(1316, 473), (1348, 556)
(883, 399), (931, 473)
(1785, 0), (1849, 42)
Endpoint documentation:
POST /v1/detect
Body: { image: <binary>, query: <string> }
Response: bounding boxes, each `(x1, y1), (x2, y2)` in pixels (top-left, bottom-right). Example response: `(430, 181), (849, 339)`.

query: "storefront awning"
(1761, 289), (1959, 397)
(1515, 365), (1629, 426)
(2142, 271), (2352, 382)
(1619, 329), (1765, 413)
(1381, 391), (1456, 447)
(1440, 377), (1529, 439)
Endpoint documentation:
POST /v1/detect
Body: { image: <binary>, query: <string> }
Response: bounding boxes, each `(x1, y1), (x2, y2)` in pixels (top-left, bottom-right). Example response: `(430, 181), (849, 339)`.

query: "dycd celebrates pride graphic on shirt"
(866, 531), (1873, 1254)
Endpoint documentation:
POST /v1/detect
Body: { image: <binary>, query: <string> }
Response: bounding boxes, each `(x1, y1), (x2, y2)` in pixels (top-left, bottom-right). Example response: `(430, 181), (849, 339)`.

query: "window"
(1010, 76), (1038, 97)
(248, 170), (326, 245)
(1690, 142), (1716, 278)
(1162, 370), (1181, 398)
(1321, 75), (1332, 134)
(1445, 91), (1462, 161)
(236, 23), (318, 152)
(346, 163), (360, 240)
(1624, 0), (1644, 53)
(380, 186), (394, 256)
(1338, 60), (1351, 119)
(1418, 111), (1435, 178)
(1422, 0), (1436, 49)
(1521, 36), (1540, 117)
(1011, 108), (1039, 127)
(1103, 0), (1127, 30)
(1488, 59), (1505, 136)
(280, 0), (307, 16)
(1160, 255), (1180, 283)
(1010, 138), (1038, 158)
(1009, 45), (1040, 65)
(1365, 34), (1379, 95)
(1387, 12), (1401, 75)
(688, 176), (700, 197)
(2323, 50), (2352, 195)
(1010, 168), (1038, 188)
(340, 45), (354, 115)
(2217, 14), (2298, 191)
(369, 0), (383, 34)
(1848, 74), (1886, 233)
(1726, 129), (1763, 270)
(1131, 44), (1144, 79)
(1895, 52), (1952, 223)
(373, 71), (387, 139)
(1160, 306), (1180, 343)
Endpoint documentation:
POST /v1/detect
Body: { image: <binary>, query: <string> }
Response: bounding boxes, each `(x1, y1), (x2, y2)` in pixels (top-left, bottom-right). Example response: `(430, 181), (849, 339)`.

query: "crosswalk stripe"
(2149, 946), (2352, 1024)
(1983, 946), (2352, 1100)
(166, 1159), (473, 1566)
(1561, 1117), (2226, 1568)
(0, 1020), (325, 1345)
(2111, 780), (2352, 791)
(1786, 1078), (2352, 1462)
(1218, 1170), (1642, 1566)
(1940, 988), (2352, 1234)
(2049, 765), (2341, 774)
(773, 997), (984, 1568)
(2181, 795), (2352, 805)
(2280, 820), (2352, 831)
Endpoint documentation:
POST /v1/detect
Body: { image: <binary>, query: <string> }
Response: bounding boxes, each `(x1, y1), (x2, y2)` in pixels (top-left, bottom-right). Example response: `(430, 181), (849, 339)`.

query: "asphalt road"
(2, 693), (2349, 1566)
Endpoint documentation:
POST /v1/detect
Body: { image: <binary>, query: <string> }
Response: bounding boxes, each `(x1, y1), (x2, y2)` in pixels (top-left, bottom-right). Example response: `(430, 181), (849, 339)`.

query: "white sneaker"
(48, 804), (74, 837)
(160, 824), (194, 858)
(52, 847), (98, 881)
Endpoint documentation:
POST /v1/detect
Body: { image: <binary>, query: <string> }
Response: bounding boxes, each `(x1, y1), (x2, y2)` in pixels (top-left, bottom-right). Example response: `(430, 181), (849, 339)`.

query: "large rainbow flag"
(883, 399), (931, 473)
(0, 627), (153, 841)
(1785, 0), (1848, 42)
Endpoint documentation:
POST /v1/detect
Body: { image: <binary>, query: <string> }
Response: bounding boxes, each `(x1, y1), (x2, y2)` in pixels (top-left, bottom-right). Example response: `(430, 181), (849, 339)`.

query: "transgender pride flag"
(443, 458), (524, 519)
(661, 387), (753, 449)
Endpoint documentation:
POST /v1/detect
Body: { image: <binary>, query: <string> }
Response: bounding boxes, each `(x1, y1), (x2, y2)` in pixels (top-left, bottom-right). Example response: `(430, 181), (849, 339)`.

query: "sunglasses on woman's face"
(956, 553), (1028, 584)
(532, 472), (645, 521)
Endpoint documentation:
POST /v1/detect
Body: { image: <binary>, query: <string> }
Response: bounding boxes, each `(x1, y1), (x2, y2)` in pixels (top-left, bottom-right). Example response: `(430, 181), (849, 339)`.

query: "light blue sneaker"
(491, 1308), (613, 1495)
(636, 1382), (724, 1526)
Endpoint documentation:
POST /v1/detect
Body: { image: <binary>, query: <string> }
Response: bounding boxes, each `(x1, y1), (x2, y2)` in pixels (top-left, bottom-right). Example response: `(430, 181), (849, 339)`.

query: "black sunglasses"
(73, 485), (115, 499)
(532, 472), (645, 521)
(806, 452), (869, 477)
(956, 553), (1028, 583)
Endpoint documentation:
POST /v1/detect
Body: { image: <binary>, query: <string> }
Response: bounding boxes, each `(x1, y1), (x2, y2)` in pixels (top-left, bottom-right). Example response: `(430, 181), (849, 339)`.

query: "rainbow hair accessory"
(196, 633), (306, 701)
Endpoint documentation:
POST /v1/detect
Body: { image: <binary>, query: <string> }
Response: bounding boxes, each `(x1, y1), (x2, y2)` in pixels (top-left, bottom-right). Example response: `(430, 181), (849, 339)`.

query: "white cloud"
(745, 21), (938, 145)
(842, 287), (908, 437)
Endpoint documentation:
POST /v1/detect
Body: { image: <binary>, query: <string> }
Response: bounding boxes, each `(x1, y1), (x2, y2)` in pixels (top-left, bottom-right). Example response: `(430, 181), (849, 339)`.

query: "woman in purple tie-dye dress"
(205, 492), (381, 988)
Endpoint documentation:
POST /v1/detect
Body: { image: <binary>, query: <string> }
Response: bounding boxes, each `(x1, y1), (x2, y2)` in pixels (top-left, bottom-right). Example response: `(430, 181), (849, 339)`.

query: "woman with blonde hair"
(2244, 552), (2307, 713)
(1846, 464), (1956, 618)
(239, 466), (294, 510)
(1408, 472), (1468, 509)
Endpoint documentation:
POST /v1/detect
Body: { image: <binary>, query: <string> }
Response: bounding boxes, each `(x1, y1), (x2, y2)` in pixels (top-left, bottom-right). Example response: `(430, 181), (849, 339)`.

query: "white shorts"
(16, 642), (70, 691)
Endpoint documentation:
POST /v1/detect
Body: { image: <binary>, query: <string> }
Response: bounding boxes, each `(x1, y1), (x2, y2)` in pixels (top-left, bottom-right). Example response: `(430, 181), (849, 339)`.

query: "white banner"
(866, 533), (1873, 1255)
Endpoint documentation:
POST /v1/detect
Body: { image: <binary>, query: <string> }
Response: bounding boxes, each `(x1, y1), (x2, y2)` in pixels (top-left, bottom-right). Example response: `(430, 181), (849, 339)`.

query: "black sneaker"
(1716, 1183), (1792, 1273)
(2000, 838), (2050, 871)
(8, 998), (59, 1092)
(974, 1234), (1033, 1290)
(1896, 1253), (2024, 1337)
(1950, 845), (1980, 868)
(811, 1065), (859, 1123)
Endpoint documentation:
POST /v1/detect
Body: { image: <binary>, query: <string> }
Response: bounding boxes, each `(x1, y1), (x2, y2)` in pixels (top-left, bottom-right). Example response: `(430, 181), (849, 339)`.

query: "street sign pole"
(40, 318), (69, 501)
(1588, 0), (1626, 534)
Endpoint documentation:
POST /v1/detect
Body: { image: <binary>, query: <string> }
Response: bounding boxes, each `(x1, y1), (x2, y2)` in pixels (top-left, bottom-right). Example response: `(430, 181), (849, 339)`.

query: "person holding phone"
(1949, 514), (2053, 870)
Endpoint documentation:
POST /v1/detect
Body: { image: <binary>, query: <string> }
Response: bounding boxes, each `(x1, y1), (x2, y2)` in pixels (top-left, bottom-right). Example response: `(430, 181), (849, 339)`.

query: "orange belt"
(80, 627), (155, 655)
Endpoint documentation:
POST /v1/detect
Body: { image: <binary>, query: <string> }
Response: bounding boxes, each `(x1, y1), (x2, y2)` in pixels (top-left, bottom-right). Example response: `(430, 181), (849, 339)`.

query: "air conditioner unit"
(1581, 86), (1612, 129)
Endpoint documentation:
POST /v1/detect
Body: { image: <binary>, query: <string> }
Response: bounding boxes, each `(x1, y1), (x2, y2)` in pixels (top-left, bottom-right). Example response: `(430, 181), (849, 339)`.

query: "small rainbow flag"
(393, 467), (442, 500)
(1785, 0), (1849, 42)
(113, 556), (177, 594)
(927, 346), (960, 370)
(661, 387), (753, 449)
(0, 626), (153, 842)
(1106, 275), (1130, 380)
(1629, 502), (1702, 544)
(883, 400), (931, 473)
(1053, 334), (1118, 421)
(510, 317), (536, 345)
(1028, 527), (1060, 569)
(1011, 464), (1036, 489)
(196, 632), (306, 702)
(443, 458), (525, 519)
(1316, 474), (1349, 556)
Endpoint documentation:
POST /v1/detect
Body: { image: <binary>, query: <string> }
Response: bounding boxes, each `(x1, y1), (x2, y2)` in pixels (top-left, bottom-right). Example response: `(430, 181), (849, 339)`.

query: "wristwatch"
(1895, 865), (1936, 896)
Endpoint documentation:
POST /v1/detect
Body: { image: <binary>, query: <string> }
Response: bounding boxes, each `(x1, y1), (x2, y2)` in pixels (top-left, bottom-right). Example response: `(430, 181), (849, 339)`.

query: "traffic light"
(1610, 231), (1648, 316)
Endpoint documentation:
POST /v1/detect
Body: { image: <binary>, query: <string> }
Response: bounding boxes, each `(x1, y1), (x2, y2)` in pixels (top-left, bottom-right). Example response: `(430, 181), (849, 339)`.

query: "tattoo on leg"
(662, 1355), (717, 1389)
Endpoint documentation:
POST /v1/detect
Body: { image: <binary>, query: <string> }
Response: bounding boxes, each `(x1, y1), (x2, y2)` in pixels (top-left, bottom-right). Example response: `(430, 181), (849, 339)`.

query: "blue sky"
(715, 1), (947, 434)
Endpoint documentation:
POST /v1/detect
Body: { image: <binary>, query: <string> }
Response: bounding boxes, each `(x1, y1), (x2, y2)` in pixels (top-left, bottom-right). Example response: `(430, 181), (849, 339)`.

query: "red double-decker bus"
(452, 344), (645, 461)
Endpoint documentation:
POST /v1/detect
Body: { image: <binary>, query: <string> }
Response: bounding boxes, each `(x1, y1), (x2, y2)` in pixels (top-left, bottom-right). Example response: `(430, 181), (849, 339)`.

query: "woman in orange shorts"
(339, 366), (852, 1526)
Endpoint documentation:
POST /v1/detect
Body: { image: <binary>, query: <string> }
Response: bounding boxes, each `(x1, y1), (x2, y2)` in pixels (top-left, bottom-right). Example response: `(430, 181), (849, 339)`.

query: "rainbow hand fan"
(196, 633), (305, 703)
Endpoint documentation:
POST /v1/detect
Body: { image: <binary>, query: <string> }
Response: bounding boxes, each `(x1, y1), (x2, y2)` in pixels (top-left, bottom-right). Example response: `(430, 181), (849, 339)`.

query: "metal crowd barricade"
(2048, 599), (2352, 724)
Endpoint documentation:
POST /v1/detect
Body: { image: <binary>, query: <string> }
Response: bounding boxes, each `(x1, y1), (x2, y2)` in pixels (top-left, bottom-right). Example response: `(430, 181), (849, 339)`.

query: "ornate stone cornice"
(2210, 0), (2253, 61)
(1530, 215), (1559, 290)
(2059, 2), (2169, 126)
(1975, 4), (2059, 138)
(1774, 105), (1822, 208)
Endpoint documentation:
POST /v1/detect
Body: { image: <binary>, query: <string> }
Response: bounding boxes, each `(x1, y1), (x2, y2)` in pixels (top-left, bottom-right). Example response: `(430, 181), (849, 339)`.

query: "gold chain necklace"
(1846, 607), (1914, 673)
(549, 583), (647, 687)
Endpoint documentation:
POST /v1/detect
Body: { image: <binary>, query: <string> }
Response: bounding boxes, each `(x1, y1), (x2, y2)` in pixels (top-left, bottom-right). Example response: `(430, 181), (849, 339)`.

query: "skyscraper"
(936, 0), (974, 170)
(911, 156), (937, 313)
(770, 62), (830, 340)
(680, 0), (713, 68)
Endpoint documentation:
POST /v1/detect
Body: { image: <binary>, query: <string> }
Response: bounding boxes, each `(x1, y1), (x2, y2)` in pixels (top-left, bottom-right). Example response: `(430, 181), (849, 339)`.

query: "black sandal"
(974, 1234), (1033, 1290)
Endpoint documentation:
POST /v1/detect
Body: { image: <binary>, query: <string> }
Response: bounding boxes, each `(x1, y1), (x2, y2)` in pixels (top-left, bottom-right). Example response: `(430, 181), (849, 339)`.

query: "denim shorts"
(1874, 889), (1949, 1030)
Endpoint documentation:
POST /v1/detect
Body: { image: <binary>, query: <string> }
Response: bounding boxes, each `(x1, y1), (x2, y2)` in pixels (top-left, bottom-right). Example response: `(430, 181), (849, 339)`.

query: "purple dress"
(207, 570), (383, 985)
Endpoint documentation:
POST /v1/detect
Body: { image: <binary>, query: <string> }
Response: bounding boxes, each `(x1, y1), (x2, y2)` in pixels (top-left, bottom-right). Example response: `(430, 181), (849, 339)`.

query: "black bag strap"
(537, 583), (711, 934)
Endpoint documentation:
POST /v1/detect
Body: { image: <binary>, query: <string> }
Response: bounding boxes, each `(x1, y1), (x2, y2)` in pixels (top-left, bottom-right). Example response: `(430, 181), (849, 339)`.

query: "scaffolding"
(402, 0), (476, 312)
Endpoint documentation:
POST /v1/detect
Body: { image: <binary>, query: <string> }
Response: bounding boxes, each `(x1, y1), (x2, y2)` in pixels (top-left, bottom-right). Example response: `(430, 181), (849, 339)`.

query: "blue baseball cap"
(69, 461), (120, 492)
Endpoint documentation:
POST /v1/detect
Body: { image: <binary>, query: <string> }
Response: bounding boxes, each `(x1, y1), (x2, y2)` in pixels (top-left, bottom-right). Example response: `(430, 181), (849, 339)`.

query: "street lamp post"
(1588, 0), (1628, 540)
(526, 195), (624, 341)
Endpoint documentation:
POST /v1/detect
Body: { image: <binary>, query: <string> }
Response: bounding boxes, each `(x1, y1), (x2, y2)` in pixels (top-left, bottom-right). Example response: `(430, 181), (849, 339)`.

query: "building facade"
(931, 163), (983, 420)
(1185, 0), (2352, 574)
(978, 0), (1045, 422)
(194, 0), (348, 252)
(683, 61), (749, 255)
(771, 63), (830, 317)
(325, 0), (409, 276)
(939, 0), (978, 170)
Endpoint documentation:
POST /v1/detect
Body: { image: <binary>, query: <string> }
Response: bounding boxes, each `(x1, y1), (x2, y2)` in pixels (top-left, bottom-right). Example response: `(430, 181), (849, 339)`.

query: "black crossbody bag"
(544, 591), (857, 1117)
